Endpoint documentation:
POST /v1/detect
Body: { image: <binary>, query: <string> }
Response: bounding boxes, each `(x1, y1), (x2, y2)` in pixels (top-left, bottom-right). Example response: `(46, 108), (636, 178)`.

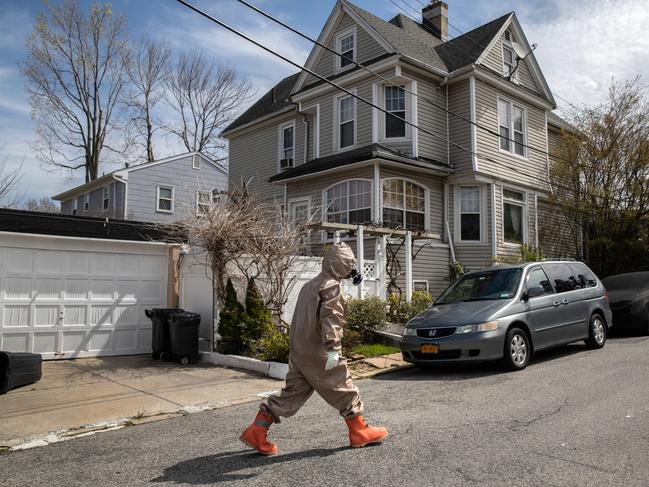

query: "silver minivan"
(400, 261), (612, 371)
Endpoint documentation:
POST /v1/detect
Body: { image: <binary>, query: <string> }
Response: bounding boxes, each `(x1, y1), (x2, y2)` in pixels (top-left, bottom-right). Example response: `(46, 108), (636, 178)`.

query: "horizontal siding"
(474, 79), (550, 191)
(305, 12), (388, 86)
(447, 80), (472, 172)
(127, 155), (227, 223)
(228, 113), (296, 206)
(481, 35), (541, 95)
(389, 244), (450, 299)
(538, 199), (580, 259)
(494, 184), (537, 259)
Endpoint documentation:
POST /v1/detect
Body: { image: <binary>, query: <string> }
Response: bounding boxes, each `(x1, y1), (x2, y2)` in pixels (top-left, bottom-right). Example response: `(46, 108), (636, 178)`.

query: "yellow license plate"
(421, 344), (439, 354)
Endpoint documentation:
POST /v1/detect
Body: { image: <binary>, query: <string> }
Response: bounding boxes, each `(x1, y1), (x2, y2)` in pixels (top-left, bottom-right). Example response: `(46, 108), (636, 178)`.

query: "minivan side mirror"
(525, 286), (545, 300)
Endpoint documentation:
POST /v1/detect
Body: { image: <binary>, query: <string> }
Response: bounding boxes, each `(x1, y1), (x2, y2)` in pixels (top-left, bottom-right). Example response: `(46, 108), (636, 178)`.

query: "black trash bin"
(0, 352), (42, 395)
(167, 312), (201, 366)
(145, 308), (183, 360)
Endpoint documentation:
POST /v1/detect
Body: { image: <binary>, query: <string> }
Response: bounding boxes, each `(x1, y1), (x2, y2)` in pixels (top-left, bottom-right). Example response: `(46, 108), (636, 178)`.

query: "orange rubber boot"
(345, 415), (388, 448)
(239, 410), (278, 456)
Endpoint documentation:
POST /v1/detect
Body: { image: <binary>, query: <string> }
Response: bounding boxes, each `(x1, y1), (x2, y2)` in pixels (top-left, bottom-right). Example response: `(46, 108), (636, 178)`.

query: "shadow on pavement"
(375, 344), (588, 381)
(151, 446), (348, 484)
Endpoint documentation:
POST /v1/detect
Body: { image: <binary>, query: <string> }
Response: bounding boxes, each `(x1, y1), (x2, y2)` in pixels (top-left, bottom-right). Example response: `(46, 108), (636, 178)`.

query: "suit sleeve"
(319, 283), (345, 353)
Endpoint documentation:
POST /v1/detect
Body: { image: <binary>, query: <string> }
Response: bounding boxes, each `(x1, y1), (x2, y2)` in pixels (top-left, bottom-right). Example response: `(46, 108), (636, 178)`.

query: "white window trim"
(192, 154), (201, 170)
(497, 97), (529, 160)
(502, 31), (519, 83)
(454, 184), (487, 245)
(335, 26), (357, 73)
(413, 280), (429, 292)
(321, 178), (373, 241)
(277, 120), (296, 171)
(156, 185), (174, 214)
(72, 198), (78, 215)
(102, 186), (110, 212)
(288, 196), (312, 224)
(84, 193), (89, 212)
(502, 187), (529, 246)
(377, 82), (413, 143)
(196, 190), (212, 215)
(379, 177), (430, 232)
(333, 90), (357, 153)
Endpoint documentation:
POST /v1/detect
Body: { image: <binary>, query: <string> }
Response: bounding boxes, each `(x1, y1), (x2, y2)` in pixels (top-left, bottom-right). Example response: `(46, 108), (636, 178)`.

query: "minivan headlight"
(403, 327), (417, 336)
(455, 321), (499, 334)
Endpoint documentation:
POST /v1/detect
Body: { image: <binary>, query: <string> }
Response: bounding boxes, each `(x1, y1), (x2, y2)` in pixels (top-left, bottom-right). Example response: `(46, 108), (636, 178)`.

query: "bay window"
(503, 188), (526, 244)
(324, 180), (372, 226)
(459, 186), (481, 241)
(382, 179), (426, 231)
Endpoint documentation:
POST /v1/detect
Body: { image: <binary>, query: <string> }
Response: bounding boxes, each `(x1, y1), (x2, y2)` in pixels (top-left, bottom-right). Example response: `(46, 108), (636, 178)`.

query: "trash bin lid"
(168, 311), (201, 324)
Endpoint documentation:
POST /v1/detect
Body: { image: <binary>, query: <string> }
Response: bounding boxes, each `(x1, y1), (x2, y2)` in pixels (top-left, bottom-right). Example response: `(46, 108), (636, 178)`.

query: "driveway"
(0, 356), (281, 447)
(1, 335), (647, 485)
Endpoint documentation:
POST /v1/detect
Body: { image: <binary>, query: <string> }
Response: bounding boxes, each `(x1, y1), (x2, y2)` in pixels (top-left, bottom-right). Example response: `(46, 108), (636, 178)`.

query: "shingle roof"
(269, 144), (451, 182)
(435, 13), (511, 72)
(221, 73), (299, 135)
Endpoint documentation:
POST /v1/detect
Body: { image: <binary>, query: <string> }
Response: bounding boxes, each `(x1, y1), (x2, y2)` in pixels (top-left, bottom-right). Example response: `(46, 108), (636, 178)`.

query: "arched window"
(324, 179), (372, 225)
(382, 179), (426, 231)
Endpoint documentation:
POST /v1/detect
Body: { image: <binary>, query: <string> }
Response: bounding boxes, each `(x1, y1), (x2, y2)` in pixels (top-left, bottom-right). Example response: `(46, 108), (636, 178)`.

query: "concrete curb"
(200, 352), (289, 380)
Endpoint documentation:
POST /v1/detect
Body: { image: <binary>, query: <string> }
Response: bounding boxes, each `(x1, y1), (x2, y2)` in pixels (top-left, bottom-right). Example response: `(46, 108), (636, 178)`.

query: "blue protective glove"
(325, 351), (340, 370)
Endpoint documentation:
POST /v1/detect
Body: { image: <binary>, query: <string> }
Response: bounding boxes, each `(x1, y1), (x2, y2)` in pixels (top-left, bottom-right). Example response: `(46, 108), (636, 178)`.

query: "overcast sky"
(1, 0), (648, 202)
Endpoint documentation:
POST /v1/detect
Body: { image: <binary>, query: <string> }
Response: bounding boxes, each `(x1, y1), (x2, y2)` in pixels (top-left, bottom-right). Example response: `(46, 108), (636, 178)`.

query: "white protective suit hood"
(322, 242), (356, 281)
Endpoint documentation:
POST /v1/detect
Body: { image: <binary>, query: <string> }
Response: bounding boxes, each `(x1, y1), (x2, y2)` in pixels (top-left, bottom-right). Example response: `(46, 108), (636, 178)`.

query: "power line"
(174, 0), (630, 205)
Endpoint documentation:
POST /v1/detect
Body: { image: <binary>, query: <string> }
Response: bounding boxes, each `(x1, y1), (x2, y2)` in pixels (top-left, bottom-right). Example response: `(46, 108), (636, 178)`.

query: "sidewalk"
(348, 352), (412, 379)
(0, 355), (280, 449)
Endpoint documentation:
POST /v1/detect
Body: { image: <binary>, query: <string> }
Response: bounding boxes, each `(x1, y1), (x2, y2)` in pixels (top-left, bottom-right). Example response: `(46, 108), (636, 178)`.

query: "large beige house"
(222, 0), (576, 297)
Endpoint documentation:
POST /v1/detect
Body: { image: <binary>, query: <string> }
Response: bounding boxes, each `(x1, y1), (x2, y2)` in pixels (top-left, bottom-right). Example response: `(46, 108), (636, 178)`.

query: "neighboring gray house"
(222, 0), (578, 297)
(53, 152), (227, 223)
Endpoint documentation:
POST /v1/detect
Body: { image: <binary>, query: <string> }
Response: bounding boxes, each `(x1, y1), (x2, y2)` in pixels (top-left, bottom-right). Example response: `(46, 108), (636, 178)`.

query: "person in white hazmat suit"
(239, 242), (389, 455)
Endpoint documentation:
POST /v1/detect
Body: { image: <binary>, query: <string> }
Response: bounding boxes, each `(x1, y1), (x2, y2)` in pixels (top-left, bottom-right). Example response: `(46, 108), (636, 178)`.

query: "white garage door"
(0, 232), (171, 359)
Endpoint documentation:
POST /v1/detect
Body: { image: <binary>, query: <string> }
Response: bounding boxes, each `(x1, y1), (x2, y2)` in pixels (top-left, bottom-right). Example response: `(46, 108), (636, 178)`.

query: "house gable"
(292, 1), (395, 93)
(476, 14), (555, 106)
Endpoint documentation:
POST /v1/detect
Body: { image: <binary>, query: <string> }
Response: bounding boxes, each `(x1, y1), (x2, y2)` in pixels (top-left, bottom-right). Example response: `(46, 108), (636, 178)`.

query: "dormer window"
(279, 122), (295, 170)
(336, 27), (356, 71)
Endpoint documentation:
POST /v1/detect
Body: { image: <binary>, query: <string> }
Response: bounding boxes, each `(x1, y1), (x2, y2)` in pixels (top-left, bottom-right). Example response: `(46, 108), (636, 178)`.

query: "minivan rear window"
(436, 268), (522, 305)
(543, 263), (581, 293)
(569, 263), (597, 288)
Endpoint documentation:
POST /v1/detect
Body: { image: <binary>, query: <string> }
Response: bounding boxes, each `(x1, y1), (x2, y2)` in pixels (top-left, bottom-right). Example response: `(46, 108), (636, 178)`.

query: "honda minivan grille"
(416, 327), (457, 339)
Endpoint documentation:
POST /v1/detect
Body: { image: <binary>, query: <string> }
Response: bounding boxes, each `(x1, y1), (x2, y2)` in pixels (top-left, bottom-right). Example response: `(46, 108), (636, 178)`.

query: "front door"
(524, 266), (562, 350)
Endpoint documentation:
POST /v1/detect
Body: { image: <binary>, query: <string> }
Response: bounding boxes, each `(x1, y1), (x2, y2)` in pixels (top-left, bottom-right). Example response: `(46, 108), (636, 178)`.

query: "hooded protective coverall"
(261, 241), (363, 422)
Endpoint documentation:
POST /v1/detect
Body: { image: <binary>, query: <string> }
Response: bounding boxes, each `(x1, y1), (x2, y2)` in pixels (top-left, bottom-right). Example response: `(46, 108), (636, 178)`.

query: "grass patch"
(0, 447), (10, 455)
(351, 343), (399, 358)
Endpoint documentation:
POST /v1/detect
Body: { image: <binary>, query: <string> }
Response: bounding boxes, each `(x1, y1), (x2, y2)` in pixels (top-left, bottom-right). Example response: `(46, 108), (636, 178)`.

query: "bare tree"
(0, 148), (23, 208)
(21, 0), (129, 182)
(166, 50), (251, 160)
(124, 36), (171, 162)
(550, 78), (649, 276)
(23, 197), (60, 213)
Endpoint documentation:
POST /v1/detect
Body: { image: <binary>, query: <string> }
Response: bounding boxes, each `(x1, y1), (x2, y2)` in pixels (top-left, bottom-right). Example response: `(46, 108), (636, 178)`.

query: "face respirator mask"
(346, 268), (363, 286)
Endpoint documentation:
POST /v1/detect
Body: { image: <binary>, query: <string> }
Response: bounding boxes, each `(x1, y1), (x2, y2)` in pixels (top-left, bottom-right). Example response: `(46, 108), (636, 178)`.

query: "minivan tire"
(585, 313), (607, 349)
(502, 327), (531, 371)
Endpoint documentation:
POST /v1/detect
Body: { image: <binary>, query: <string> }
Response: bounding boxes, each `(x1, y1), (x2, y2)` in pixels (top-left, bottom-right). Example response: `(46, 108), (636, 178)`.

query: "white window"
(382, 179), (426, 232)
(192, 154), (200, 169)
(84, 193), (89, 212)
(502, 30), (518, 82)
(279, 123), (295, 169)
(338, 95), (356, 150)
(157, 186), (174, 213)
(459, 186), (481, 241)
(324, 180), (372, 226)
(196, 191), (212, 215)
(289, 198), (311, 225)
(102, 186), (110, 211)
(498, 99), (527, 157)
(413, 281), (429, 292)
(72, 198), (78, 216)
(503, 188), (527, 245)
(385, 85), (406, 139)
(336, 27), (356, 70)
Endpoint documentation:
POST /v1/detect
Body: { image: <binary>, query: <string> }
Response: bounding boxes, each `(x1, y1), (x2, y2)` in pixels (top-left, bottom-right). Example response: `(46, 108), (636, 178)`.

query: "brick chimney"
(422, 1), (448, 42)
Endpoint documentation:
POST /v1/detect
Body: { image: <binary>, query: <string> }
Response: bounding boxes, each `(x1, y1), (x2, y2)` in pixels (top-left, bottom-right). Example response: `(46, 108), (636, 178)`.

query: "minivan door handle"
(553, 301), (560, 307)
(562, 299), (569, 305)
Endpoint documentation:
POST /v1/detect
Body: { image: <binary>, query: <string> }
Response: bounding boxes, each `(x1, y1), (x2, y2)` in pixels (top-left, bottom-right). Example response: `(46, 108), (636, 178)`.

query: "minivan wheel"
(585, 314), (606, 349)
(502, 327), (530, 371)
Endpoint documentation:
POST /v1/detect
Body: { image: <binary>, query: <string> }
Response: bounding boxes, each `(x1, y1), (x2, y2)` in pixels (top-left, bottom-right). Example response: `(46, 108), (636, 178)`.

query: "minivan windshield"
(436, 268), (523, 305)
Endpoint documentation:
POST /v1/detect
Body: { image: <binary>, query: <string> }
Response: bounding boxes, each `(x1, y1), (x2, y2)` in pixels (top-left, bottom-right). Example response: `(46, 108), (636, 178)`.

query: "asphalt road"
(1, 334), (648, 486)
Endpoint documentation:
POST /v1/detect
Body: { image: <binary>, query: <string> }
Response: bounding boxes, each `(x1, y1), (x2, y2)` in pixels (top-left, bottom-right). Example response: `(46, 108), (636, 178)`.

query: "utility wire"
(174, 0), (630, 204)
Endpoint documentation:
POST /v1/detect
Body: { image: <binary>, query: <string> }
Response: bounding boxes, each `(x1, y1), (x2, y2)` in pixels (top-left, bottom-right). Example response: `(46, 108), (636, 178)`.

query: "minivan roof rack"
(539, 258), (578, 262)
